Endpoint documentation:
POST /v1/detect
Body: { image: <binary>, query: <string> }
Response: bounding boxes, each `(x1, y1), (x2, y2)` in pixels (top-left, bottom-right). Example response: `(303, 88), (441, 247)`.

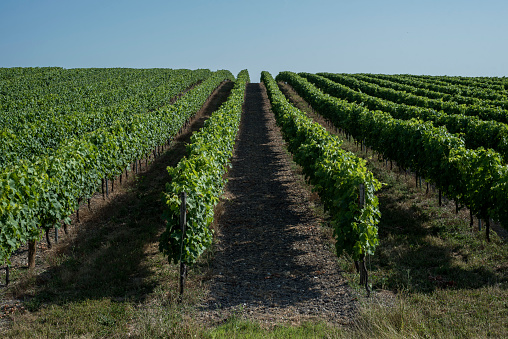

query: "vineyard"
(0, 68), (507, 337)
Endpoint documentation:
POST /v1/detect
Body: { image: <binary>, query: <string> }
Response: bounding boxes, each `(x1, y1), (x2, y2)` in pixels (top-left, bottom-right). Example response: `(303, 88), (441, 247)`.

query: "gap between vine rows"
(197, 83), (358, 328)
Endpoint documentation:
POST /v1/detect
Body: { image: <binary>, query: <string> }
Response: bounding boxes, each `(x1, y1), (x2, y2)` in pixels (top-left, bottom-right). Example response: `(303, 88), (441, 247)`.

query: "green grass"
(9, 299), (133, 338)
(206, 319), (343, 339)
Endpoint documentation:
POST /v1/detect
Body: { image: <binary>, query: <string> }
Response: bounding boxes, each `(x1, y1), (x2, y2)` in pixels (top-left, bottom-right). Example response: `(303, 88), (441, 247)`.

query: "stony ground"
(197, 83), (357, 327)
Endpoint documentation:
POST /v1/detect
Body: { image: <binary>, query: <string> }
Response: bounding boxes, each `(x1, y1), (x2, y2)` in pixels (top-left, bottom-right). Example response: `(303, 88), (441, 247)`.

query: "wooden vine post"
(45, 230), (52, 249)
(486, 218), (491, 242)
(102, 179), (105, 200)
(178, 192), (188, 302)
(356, 184), (370, 297)
(28, 240), (37, 269)
(77, 198), (81, 223)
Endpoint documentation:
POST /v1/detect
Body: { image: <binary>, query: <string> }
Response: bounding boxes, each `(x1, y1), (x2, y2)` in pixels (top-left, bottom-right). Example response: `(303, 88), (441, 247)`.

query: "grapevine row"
(348, 73), (508, 108)
(160, 70), (249, 265)
(300, 72), (508, 162)
(262, 71), (382, 272)
(319, 72), (508, 124)
(0, 69), (212, 168)
(360, 73), (508, 102)
(277, 71), (508, 234)
(404, 74), (508, 91)
(1, 68), (203, 116)
(0, 70), (234, 264)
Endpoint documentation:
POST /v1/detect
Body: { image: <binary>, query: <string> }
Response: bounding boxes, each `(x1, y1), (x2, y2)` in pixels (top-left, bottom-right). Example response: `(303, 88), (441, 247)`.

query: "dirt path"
(198, 83), (357, 327)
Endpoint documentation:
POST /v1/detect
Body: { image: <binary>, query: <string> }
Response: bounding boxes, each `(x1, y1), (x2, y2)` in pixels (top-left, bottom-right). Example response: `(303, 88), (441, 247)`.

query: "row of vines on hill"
(263, 71), (381, 292)
(349, 73), (508, 107)
(401, 73), (508, 92)
(0, 69), (234, 265)
(277, 71), (508, 236)
(0, 69), (213, 166)
(160, 70), (249, 267)
(300, 73), (508, 162)
(318, 73), (508, 123)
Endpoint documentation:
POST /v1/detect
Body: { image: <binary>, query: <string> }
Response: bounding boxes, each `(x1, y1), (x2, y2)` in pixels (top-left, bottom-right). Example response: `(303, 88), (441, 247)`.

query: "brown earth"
(197, 83), (357, 327)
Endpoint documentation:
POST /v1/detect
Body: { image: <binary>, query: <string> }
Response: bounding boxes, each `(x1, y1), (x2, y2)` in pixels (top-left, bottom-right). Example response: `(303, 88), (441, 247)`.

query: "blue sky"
(1, 0), (507, 81)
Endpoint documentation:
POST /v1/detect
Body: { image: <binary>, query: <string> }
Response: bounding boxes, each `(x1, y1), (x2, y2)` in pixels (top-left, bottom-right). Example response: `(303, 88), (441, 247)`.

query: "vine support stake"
(5, 266), (9, 286)
(486, 219), (490, 242)
(355, 256), (370, 297)
(359, 183), (365, 208)
(55, 227), (58, 243)
(45, 230), (52, 249)
(28, 240), (36, 269)
(178, 192), (188, 302)
(357, 184), (370, 296)
(360, 258), (370, 297)
(77, 198), (81, 223)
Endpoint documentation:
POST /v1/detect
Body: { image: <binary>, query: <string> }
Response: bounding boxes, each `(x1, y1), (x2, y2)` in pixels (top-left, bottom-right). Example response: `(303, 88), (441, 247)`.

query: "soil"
(197, 83), (357, 327)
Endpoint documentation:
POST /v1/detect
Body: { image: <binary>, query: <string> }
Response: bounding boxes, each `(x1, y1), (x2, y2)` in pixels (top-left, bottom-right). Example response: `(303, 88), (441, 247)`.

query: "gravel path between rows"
(197, 83), (357, 327)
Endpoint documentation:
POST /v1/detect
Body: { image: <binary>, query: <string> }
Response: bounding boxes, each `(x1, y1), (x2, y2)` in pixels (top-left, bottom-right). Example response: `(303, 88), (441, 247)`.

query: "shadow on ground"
(201, 84), (351, 314)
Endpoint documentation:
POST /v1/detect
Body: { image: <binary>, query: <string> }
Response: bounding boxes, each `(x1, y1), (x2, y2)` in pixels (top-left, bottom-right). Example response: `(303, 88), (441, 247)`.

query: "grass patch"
(8, 299), (133, 338)
(206, 318), (343, 339)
